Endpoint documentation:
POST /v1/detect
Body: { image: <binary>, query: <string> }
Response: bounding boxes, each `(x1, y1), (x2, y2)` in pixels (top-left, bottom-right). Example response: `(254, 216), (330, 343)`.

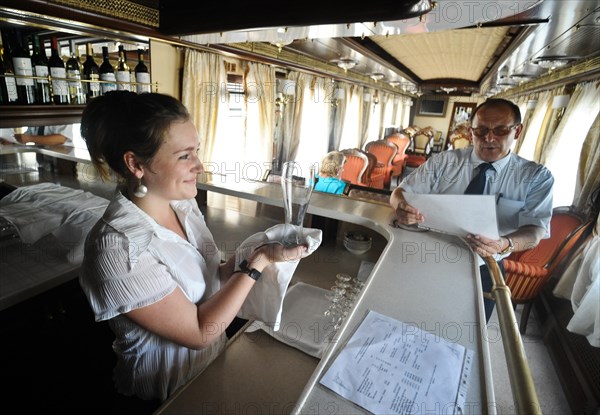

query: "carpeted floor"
(487, 305), (570, 414)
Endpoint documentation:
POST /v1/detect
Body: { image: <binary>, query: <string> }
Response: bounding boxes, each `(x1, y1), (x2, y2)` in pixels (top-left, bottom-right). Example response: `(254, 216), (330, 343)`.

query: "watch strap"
(499, 237), (514, 255)
(239, 259), (262, 281)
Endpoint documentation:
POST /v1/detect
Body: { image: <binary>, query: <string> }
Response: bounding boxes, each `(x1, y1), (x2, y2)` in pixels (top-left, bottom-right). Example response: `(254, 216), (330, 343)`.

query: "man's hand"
(390, 187), (424, 225)
(465, 234), (506, 258)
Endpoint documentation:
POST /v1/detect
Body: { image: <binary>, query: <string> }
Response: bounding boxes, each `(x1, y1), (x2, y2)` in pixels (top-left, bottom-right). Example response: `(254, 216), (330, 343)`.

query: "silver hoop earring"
(133, 181), (148, 198)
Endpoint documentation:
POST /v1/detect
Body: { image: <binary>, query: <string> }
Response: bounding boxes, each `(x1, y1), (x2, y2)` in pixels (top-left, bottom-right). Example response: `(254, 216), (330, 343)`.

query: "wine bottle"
(134, 48), (151, 94)
(82, 43), (100, 100)
(49, 36), (69, 104)
(66, 48), (85, 104)
(99, 46), (116, 94)
(0, 30), (19, 104)
(31, 34), (51, 104)
(116, 44), (130, 91)
(10, 29), (36, 104)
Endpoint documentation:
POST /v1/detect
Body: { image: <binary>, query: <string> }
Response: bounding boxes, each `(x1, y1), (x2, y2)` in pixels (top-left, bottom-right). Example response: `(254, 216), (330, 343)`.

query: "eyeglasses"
(471, 124), (519, 137)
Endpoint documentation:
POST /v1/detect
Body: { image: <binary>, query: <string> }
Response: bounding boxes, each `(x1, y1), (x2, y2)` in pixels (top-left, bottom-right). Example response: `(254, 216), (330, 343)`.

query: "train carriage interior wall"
(1, 0), (599, 414)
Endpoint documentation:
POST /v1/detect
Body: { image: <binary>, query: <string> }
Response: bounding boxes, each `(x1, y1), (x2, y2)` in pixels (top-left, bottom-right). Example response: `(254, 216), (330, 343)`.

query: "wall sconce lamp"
(497, 65), (509, 80)
(363, 92), (372, 102)
(369, 73), (385, 82)
(531, 56), (575, 69)
(331, 87), (345, 107)
(270, 27), (293, 53)
(551, 94), (570, 109)
(440, 86), (457, 94)
(388, 81), (401, 88)
(275, 79), (296, 105)
(335, 58), (358, 72)
(372, 91), (380, 105)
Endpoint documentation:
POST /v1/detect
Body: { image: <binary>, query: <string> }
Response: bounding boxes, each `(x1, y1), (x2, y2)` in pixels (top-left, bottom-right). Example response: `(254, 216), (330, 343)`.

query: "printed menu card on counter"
(320, 310), (473, 415)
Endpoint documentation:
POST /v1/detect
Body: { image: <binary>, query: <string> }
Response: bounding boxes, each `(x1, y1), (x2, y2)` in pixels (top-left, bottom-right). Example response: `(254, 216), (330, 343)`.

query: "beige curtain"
(534, 86), (574, 161)
(391, 96), (401, 127)
(360, 88), (373, 148)
(541, 82), (600, 210)
(244, 62), (276, 176)
(288, 75), (329, 173)
(541, 82), (599, 165)
(338, 84), (363, 151)
(542, 82), (600, 207)
(182, 49), (227, 165)
(331, 82), (348, 151)
(378, 91), (390, 139)
(573, 111), (600, 212)
(281, 71), (308, 163)
(515, 90), (553, 160)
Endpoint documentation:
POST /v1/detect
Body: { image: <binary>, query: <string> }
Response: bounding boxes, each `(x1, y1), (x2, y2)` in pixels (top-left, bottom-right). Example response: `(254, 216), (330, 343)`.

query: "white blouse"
(79, 189), (225, 401)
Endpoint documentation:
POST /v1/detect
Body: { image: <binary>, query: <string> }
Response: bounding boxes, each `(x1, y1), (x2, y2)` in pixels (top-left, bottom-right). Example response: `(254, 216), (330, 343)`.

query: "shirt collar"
(469, 148), (512, 173)
(102, 188), (194, 266)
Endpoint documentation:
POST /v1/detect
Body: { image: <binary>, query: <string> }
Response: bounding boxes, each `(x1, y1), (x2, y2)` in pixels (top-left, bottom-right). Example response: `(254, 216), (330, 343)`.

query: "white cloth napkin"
(235, 224), (322, 330)
(0, 183), (109, 263)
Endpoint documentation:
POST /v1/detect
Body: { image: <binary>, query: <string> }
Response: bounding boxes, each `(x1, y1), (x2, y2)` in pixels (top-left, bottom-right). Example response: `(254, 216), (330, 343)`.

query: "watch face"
(248, 269), (261, 281)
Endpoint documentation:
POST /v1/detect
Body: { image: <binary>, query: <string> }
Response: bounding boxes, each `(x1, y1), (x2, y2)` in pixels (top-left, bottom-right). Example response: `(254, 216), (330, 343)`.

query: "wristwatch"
(499, 236), (514, 255)
(239, 259), (262, 281)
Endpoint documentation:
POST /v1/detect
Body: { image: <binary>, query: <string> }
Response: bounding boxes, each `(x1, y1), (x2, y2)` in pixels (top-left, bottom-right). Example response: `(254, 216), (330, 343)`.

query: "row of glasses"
(324, 272), (365, 331)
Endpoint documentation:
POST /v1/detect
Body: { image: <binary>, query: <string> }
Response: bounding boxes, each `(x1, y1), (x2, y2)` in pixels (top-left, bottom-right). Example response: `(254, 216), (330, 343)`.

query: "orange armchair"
(365, 139), (397, 188)
(385, 133), (411, 183)
(340, 149), (369, 186)
(501, 207), (591, 334)
(362, 151), (386, 189)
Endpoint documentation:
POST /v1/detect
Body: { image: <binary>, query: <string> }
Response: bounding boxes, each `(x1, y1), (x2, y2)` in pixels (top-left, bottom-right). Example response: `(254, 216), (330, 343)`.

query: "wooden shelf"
(0, 105), (85, 128)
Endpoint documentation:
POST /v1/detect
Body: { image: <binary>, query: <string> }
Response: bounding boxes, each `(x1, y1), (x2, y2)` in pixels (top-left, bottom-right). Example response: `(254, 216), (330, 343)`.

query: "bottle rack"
(0, 74), (158, 128)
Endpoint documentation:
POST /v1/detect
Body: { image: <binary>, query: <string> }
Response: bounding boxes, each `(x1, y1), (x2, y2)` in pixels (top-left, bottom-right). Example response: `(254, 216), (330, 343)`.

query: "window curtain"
(515, 90), (553, 160)
(573, 111), (600, 212)
(367, 95), (383, 146)
(279, 71), (303, 165)
(360, 88), (373, 148)
(378, 92), (391, 139)
(288, 75), (329, 174)
(402, 98), (412, 129)
(391, 96), (402, 127)
(542, 82), (600, 207)
(182, 49), (227, 165)
(338, 84), (362, 151)
(244, 62), (276, 178)
(330, 82), (348, 152)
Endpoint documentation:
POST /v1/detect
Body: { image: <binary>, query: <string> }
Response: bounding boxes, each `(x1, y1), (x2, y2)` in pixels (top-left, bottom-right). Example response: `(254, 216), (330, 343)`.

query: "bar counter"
(156, 173), (495, 414)
(0, 145), (495, 413)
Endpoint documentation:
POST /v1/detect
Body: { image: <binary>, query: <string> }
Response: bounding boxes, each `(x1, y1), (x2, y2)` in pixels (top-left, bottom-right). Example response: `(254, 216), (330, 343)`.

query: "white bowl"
(343, 231), (372, 255)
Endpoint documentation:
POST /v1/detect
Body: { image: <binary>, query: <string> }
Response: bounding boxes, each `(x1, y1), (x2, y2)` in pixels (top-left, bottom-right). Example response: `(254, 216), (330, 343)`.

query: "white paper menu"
(320, 310), (473, 415)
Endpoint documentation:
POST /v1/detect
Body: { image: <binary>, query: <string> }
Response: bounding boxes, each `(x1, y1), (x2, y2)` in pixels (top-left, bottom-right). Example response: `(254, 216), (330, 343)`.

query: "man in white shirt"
(14, 124), (74, 146)
(390, 98), (554, 321)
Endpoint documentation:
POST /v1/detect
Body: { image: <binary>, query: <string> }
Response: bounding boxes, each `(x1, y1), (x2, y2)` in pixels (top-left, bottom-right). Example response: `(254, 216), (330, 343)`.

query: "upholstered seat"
(362, 151), (386, 189)
(385, 133), (411, 184)
(412, 133), (432, 156)
(452, 135), (471, 149)
(340, 149), (369, 186)
(431, 130), (444, 152)
(501, 207), (591, 334)
(365, 139), (397, 188)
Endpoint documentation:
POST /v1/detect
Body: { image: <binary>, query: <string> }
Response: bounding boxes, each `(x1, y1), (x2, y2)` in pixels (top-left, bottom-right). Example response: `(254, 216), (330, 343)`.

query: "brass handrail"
(483, 256), (541, 414)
